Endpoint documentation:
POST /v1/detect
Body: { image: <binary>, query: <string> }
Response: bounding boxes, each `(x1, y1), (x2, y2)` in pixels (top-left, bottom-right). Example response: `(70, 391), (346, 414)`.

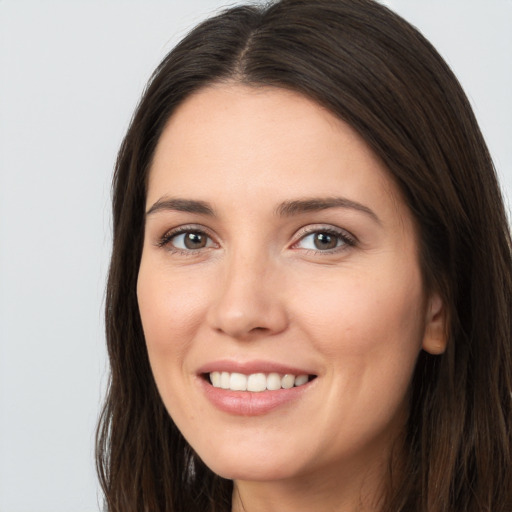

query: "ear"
(422, 293), (447, 355)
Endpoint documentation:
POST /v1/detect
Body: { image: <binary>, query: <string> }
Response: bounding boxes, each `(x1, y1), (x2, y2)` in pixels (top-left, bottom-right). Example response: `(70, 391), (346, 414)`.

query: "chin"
(193, 440), (306, 482)
(205, 458), (299, 483)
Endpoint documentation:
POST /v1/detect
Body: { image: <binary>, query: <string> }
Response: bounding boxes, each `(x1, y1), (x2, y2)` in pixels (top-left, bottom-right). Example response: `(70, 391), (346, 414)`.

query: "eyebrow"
(146, 195), (380, 224)
(276, 197), (381, 224)
(146, 197), (215, 216)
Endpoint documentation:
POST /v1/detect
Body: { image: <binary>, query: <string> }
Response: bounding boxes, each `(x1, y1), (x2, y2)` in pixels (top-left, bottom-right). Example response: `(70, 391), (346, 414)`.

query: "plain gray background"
(0, 1), (510, 511)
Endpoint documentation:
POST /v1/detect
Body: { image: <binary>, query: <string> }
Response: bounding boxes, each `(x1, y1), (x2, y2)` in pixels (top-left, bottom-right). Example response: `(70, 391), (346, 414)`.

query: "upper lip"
(197, 359), (317, 376)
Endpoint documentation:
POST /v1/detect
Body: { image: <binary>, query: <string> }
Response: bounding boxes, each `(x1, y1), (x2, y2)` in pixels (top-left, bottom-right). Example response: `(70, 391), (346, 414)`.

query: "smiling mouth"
(205, 371), (317, 392)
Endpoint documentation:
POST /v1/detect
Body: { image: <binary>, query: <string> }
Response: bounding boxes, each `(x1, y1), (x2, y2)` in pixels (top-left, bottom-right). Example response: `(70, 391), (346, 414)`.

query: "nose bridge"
(207, 239), (288, 338)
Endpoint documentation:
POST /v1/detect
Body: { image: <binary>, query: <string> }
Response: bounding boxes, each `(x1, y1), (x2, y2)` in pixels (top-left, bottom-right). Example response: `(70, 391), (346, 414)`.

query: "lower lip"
(199, 377), (314, 416)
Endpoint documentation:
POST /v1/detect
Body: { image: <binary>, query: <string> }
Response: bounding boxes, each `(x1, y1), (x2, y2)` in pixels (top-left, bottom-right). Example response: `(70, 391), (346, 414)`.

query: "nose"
(206, 250), (289, 340)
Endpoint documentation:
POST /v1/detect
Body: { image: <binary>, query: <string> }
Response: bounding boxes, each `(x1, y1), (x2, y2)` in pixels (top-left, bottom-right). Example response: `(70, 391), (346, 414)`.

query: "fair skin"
(137, 84), (445, 512)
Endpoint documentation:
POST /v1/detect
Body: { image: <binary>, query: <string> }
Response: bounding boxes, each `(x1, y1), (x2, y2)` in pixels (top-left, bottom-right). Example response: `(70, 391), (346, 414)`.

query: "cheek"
(298, 265), (424, 340)
(136, 264), (207, 424)
(292, 267), (426, 392)
(138, 263), (204, 339)
(137, 263), (219, 440)
(136, 262), (206, 386)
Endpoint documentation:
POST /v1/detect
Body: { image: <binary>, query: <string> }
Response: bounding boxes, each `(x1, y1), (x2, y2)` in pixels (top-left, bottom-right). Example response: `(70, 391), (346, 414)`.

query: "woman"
(96, 0), (512, 510)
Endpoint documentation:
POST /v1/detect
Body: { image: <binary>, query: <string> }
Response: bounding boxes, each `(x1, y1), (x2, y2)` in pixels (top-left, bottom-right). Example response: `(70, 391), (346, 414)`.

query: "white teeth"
(220, 371), (230, 389)
(210, 371), (221, 387)
(209, 371), (311, 392)
(281, 374), (295, 389)
(247, 373), (267, 392)
(266, 372), (282, 391)
(229, 372), (247, 391)
(294, 374), (309, 386)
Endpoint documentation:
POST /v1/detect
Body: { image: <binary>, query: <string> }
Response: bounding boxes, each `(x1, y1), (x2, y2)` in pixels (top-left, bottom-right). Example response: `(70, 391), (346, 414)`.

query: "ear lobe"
(422, 293), (447, 355)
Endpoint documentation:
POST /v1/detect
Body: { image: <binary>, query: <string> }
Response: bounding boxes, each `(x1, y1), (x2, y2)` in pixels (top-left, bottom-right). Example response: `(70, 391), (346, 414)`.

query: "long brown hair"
(96, 1), (512, 510)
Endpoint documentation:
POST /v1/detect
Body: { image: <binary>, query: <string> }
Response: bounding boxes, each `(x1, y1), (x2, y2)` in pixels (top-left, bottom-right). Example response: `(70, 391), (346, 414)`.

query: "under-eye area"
(204, 372), (317, 392)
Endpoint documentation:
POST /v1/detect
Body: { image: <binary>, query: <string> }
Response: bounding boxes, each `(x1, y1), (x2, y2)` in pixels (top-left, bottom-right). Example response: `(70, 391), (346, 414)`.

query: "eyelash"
(156, 225), (357, 256)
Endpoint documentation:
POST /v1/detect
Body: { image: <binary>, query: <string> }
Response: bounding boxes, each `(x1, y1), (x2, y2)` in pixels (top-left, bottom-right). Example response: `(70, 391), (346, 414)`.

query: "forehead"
(147, 84), (408, 226)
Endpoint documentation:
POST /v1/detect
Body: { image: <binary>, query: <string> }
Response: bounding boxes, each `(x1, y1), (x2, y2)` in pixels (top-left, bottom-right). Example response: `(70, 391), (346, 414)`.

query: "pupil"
(315, 232), (336, 250)
(185, 232), (205, 249)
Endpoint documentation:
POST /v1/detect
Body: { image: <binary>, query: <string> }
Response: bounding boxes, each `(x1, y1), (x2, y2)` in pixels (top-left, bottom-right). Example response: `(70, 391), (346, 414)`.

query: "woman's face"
(137, 85), (444, 484)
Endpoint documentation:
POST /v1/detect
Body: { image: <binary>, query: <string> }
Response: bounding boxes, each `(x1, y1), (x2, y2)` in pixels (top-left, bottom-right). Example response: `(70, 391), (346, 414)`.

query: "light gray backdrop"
(0, 1), (510, 511)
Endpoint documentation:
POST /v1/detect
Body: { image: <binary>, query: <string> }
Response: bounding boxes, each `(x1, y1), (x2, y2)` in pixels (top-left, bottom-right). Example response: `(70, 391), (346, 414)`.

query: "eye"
(172, 231), (213, 250)
(158, 227), (216, 253)
(294, 227), (355, 252)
